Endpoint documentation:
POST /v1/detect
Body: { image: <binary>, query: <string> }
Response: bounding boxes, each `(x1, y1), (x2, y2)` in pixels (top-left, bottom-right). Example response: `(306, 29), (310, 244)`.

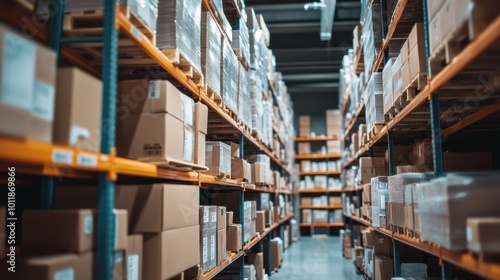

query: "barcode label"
(77, 154), (97, 167)
(203, 237), (208, 263)
(54, 268), (74, 280)
(127, 255), (139, 280)
(149, 81), (160, 99)
(210, 234), (215, 260)
(52, 149), (73, 164)
(211, 212), (217, 223)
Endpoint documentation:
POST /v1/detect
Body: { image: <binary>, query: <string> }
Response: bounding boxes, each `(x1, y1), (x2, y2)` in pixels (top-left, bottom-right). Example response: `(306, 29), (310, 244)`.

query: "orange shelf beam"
(295, 135), (339, 142)
(300, 223), (344, 227)
(300, 204), (342, 210)
(299, 189), (342, 194)
(299, 170), (342, 176)
(295, 153), (342, 160)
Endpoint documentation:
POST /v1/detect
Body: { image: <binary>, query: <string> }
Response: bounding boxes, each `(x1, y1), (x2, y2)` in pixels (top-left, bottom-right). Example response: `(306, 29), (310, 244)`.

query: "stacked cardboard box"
(271, 237), (283, 270)
(327, 140), (341, 154)
(362, 1), (382, 78)
(216, 207), (228, 265)
(298, 115), (311, 137)
(383, 58), (397, 115)
(232, 16), (250, 69)
(243, 201), (257, 243)
(206, 141), (231, 176)
(358, 157), (386, 185)
(226, 218), (242, 252)
(221, 36), (239, 114)
(117, 80), (197, 164)
(467, 218), (500, 255)
(371, 176), (389, 228)
(247, 253), (265, 280)
(362, 183), (372, 220)
(246, 154), (272, 185)
(364, 73), (384, 133)
(341, 229), (352, 259)
(326, 109), (341, 136)
(297, 142), (311, 154)
(362, 229), (374, 278)
(400, 23), (426, 92)
(403, 183), (420, 237)
(195, 102), (209, 166)
(373, 231), (394, 280)
(199, 206), (217, 273)
(237, 62), (252, 127)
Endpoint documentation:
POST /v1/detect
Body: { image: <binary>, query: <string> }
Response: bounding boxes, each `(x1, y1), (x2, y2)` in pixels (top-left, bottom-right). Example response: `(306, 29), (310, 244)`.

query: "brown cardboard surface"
(401, 61), (410, 92)
(404, 204), (414, 232)
(115, 184), (199, 233)
(228, 141), (240, 158)
(76, 251), (93, 280)
(301, 197), (312, 205)
(251, 162), (266, 184)
(400, 39), (409, 64)
(143, 225), (199, 280)
(195, 101), (208, 134)
(54, 67), (102, 152)
(359, 157), (385, 168)
(217, 229), (227, 264)
(329, 196), (342, 205)
(273, 206), (280, 223)
(373, 231), (393, 258)
(113, 251), (126, 280)
(206, 141), (231, 176)
(467, 217), (500, 253)
(256, 211), (266, 233)
(409, 43), (426, 80)
(362, 230), (374, 248)
(18, 254), (79, 280)
(375, 255), (394, 280)
(232, 158), (251, 181)
(297, 142), (311, 154)
(427, 0), (446, 20)
(195, 131), (206, 166)
(440, 0), (453, 40)
(429, 10), (442, 53)
(386, 145), (413, 166)
(208, 227), (217, 270)
(31, 44), (56, 142)
(248, 253), (264, 280)
(271, 239), (282, 270)
(298, 115), (310, 125)
(23, 209), (94, 254)
(227, 224), (242, 252)
(116, 113), (189, 163)
(396, 165), (433, 174)
(217, 206), (227, 231)
(413, 142), (433, 166)
(226, 211), (234, 226)
(327, 140), (341, 154)
(126, 234), (143, 280)
(408, 23), (425, 51)
(115, 209), (129, 251)
(443, 152), (492, 171)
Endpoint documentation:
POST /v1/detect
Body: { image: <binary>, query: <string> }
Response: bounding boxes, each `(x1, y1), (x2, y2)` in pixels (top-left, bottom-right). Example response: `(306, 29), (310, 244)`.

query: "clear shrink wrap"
(205, 141), (231, 176)
(362, 1), (382, 79)
(201, 12), (222, 96)
(157, 0), (201, 73)
(238, 63), (251, 127)
(232, 16), (250, 65)
(383, 58), (396, 115)
(221, 38), (239, 114)
(365, 73), (383, 133)
(416, 173), (500, 250)
(371, 176), (388, 228)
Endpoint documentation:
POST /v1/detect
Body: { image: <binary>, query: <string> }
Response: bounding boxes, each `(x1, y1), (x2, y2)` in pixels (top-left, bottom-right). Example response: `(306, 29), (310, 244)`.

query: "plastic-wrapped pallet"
(383, 58), (396, 115)
(221, 38), (239, 114)
(365, 73), (384, 133)
(416, 173), (500, 250)
(392, 55), (403, 101)
(232, 16), (250, 66)
(371, 176), (388, 228)
(362, 1), (382, 79)
(244, 264), (256, 280)
(65, 0), (158, 32)
(201, 12), (222, 96)
(205, 141), (231, 176)
(246, 154), (271, 184)
(249, 29), (262, 70)
(238, 63), (251, 127)
(157, 0), (201, 73)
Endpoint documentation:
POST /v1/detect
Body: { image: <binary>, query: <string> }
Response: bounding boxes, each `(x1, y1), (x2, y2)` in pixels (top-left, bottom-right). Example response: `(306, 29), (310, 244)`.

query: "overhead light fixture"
(304, 0), (337, 41)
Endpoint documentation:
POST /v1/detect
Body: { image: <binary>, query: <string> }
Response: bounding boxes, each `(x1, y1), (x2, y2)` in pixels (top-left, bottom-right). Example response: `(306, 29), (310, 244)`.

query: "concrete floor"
(270, 236), (364, 280)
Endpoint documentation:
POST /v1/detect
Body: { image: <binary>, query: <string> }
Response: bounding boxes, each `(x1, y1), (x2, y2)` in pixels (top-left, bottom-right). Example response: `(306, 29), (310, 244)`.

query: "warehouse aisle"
(270, 236), (364, 280)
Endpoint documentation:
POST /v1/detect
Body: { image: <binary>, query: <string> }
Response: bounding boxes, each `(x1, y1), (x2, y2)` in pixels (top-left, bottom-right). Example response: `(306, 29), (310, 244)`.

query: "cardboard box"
(327, 140), (341, 154)
(226, 211), (234, 226)
(429, 9), (442, 53)
(427, 0), (446, 20)
(200, 229), (209, 272)
(396, 165), (433, 174)
(401, 61), (410, 91)
(23, 209), (94, 254)
(299, 115), (311, 136)
(375, 255), (394, 280)
(251, 162), (266, 184)
(404, 204), (414, 233)
(227, 141), (240, 158)
(359, 157), (385, 168)
(114, 209), (129, 251)
(217, 228), (227, 264)
(18, 254), (80, 280)
(400, 39), (409, 64)
(31, 43), (57, 142)
(195, 101), (208, 134)
(143, 225), (199, 280)
(206, 141), (231, 176)
(373, 231), (393, 258)
(0, 26), (35, 139)
(329, 196), (341, 205)
(77, 252), (94, 280)
(467, 217), (500, 253)
(297, 142), (311, 154)
(113, 251), (126, 280)
(195, 131), (206, 166)
(209, 228), (217, 269)
(117, 80), (193, 126)
(443, 152), (492, 171)
(247, 253), (264, 280)
(200, 206), (217, 230)
(117, 113), (194, 163)
(301, 197), (312, 205)
(440, 0), (453, 40)
(386, 145), (413, 166)
(231, 158), (251, 181)
(126, 234), (143, 280)
(54, 67), (102, 152)
(409, 43), (426, 81)
(217, 206), (226, 230)
(408, 23), (425, 50)
(273, 206), (280, 222)
(271, 239), (282, 269)
(227, 224), (242, 252)
(362, 230), (374, 248)
(413, 142), (433, 166)
(256, 210), (266, 233)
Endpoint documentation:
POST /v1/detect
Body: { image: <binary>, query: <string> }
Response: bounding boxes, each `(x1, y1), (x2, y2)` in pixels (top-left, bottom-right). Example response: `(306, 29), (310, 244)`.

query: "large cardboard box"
(256, 210), (266, 233)
(247, 253), (264, 280)
(231, 158), (251, 181)
(409, 43), (426, 81)
(217, 206), (227, 230)
(373, 231), (392, 258)
(22, 209), (94, 254)
(386, 145), (413, 166)
(251, 162), (266, 184)
(0, 25), (35, 139)
(143, 225), (199, 280)
(429, 8), (442, 53)
(467, 217), (500, 253)
(301, 197), (312, 205)
(195, 102), (208, 134)
(17, 254), (80, 280)
(195, 131), (206, 166)
(200, 227), (217, 272)
(443, 152), (492, 171)
(113, 251), (126, 280)
(117, 80), (193, 126)
(217, 228), (227, 264)
(359, 157), (385, 168)
(54, 67), (102, 152)
(117, 113), (194, 163)
(200, 205), (218, 230)
(126, 234), (143, 280)
(114, 209), (129, 251)
(76, 252), (94, 280)
(271, 238), (282, 270)
(227, 223), (242, 252)
(427, 0), (446, 20)
(297, 142), (311, 154)
(375, 255), (394, 280)
(408, 23), (425, 51)
(401, 60), (410, 91)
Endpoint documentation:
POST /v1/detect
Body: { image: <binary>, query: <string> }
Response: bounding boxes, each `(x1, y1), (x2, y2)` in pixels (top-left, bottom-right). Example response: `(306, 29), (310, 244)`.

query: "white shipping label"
(211, 212), (217, 223)
(84, 214), (93, 234)
(52, 149), (73, 164)
(210, 235), (216, 260)
(1, 31), (35, 110)
(380, 194), (386, 210)
(127, 255), (139, 280)
(114, 251), (124, 264)
(77, 153), (97, 167)
(183, 129), (193, 162)
(54, 268), (74, 280)
(70, 126), (90, 146)
(181, 95), (194, 126)
(148, 81), (160, 99)
(466, 226), (472, 242)
(203, 237), (208, 263)
(206, 144), (212, 152)
(33, 81), (55, 121)
(130, 26), (142, 41)
(204, 209), (209, 223)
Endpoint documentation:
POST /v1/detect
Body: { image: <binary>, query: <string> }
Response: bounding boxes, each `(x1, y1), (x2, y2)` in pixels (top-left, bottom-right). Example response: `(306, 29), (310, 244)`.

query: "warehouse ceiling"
(246, 0), (360, 114)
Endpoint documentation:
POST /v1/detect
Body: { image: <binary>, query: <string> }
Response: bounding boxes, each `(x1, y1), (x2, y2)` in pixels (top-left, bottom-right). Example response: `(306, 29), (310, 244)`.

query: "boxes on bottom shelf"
(271, 238), (283, 270)
(227, 223), (242, 252)
(143, 225), (199, 280)
(14, 253), (92, 280)
(217, 228), (227, 264)
(375, 255), (394, 280)
(200, 227), (217, 273)
(256, 210), (266, 233)
(248, 252), (264, 280)
(297, 142), (311, 154)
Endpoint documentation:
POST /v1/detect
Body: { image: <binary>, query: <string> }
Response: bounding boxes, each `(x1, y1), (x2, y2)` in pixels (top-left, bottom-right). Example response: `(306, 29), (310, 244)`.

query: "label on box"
(84, 214), (93, 234)
(204, 208), (209, 223)
(77, 153), (97, 167)
(466, 226), (472, 242)
(127, 255), (139, 280)
(130, 26), (142, 41)
(183, 129), (193, 162)
(203, 236), (208, 263)
(115, 251), (124, 263)
(52, 149), (73, 164)
(70, 125), (90, 146)
(1, 31), (35, 111)
(54, 268), (74, 280)
(181, 94), (193, 126)
(380, 195), (386, 210)
(211, 212), (217, 223)
(210, 234), (216, 260)
(148, 81), (160, 99)
(206, 144), (212, 152)
(32, 81), (55, 121)
(127, 254), (139, 280)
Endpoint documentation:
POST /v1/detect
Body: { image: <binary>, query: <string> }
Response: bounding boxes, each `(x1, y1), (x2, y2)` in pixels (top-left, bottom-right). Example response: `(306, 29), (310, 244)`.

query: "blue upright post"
(393, 240), (401, 277)
(388, 132), (395, 176)
(441, 261), (452, 280)
(97, 0), (119, 279)
(40, 177), (54, 209)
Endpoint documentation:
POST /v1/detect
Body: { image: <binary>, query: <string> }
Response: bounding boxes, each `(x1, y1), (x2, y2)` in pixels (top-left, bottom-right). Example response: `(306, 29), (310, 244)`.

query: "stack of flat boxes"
(246, 154), (272, 185)
(201, 11), (222, 97)
(400, 23), (426, 92)
(362, 183), (372, 220)
(371, 176), (389, 228)
(199, 206), (217, 273)
(341, 229), (352, 259)
(298, 115), (311, 137)
(221, 36), (239, 114)
(382, 58), (396, 116)
(364, 73), (384, 133)
(358, 157), (386, 185)
(226, 212), (243, 253)
(206, 141), (231, 177)
(362, 229), (374, 278)
(326, 109), (341, 136)
(243, 201), (257, 243)
(270, 237), (283, 270)
(117, 80), (196, 165)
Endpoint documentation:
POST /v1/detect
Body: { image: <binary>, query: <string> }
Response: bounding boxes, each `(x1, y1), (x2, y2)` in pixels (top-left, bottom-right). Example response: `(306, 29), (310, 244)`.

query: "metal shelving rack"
(341, 0), (500, 279)
(0, 1), (295, 279)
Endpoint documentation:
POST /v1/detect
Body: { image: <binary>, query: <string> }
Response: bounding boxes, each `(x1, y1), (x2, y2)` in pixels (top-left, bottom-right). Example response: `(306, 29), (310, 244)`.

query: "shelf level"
(299, 170), (342, 176)
(299, 189), (343, 194)
(295, 153), (341, 160)
(295, 135), (338, 142)
(342, 184), (369, 192)
(300, 205), (342, 210)
(300, 223), (344, 227)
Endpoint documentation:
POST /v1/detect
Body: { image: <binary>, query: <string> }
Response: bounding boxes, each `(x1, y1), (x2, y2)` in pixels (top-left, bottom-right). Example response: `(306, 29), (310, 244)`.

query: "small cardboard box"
(373, 231), (393, 258)
(206, 141), (231, 176)
(251, 162), (266, 184)
(429, 9), (442, 53)
(217, 206), (227, 231)
(22, 209), (94, 254)
(427, 0), (446, 20)
(114, 209), (129, 251)
(247, 253), (264, 280)
(226, 211), (234, 226)
(227, 141), (240, 158)
(231, 158), (251, 181)
(54, 67), (102, 152)
(143, 225), (200, 280)
(375, 255), (394, 280)
(401, 60), (411, 92)
(195, 101), (208, 134)
(301, 197), (312, 205)
(126, 234), (143, 280)
(409, 43), (426, 81)
(200, 229), (209, 272)
(256, 210), (266, 233)
(227, 224), (242, 252)
(217, 228), (227, 264)
(413, 142), (433, 166)
(467, 217), (500, 253)
(18, 254), (80, 280)
(297, 142), (311, 154)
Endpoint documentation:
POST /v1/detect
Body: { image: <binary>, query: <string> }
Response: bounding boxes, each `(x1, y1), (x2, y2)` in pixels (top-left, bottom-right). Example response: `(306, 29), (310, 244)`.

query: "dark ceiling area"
(246, 0), (361, 115)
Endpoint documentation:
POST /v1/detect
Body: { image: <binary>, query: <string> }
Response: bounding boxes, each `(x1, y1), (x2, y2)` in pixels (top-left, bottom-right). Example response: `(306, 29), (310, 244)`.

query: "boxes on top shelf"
(256, 14), (270, 46)
(383, 58), (396, 115)
(362, 1), (382, 78)
(201, 11), (222, 97)
(232, 16), (251, 67)
(221, 37), (239, 114)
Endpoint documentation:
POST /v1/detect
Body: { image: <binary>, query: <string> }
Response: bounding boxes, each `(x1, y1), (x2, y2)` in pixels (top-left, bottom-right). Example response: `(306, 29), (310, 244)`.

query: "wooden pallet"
(168, 264), (201, 280)
(63, 7), (155, 44)
(221, 102), (238, 122)
(205, 84), (222, 105)
(239, 120), (252, 135)
(368, 124), (384, 140)
(212, 172), (231, 179)
(393, 73), (427, 113)
(162, 49), (205, 88)
(233, 48), (250, 70)
(389, 225), (404, 235)
(404, 228), (418, 238)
